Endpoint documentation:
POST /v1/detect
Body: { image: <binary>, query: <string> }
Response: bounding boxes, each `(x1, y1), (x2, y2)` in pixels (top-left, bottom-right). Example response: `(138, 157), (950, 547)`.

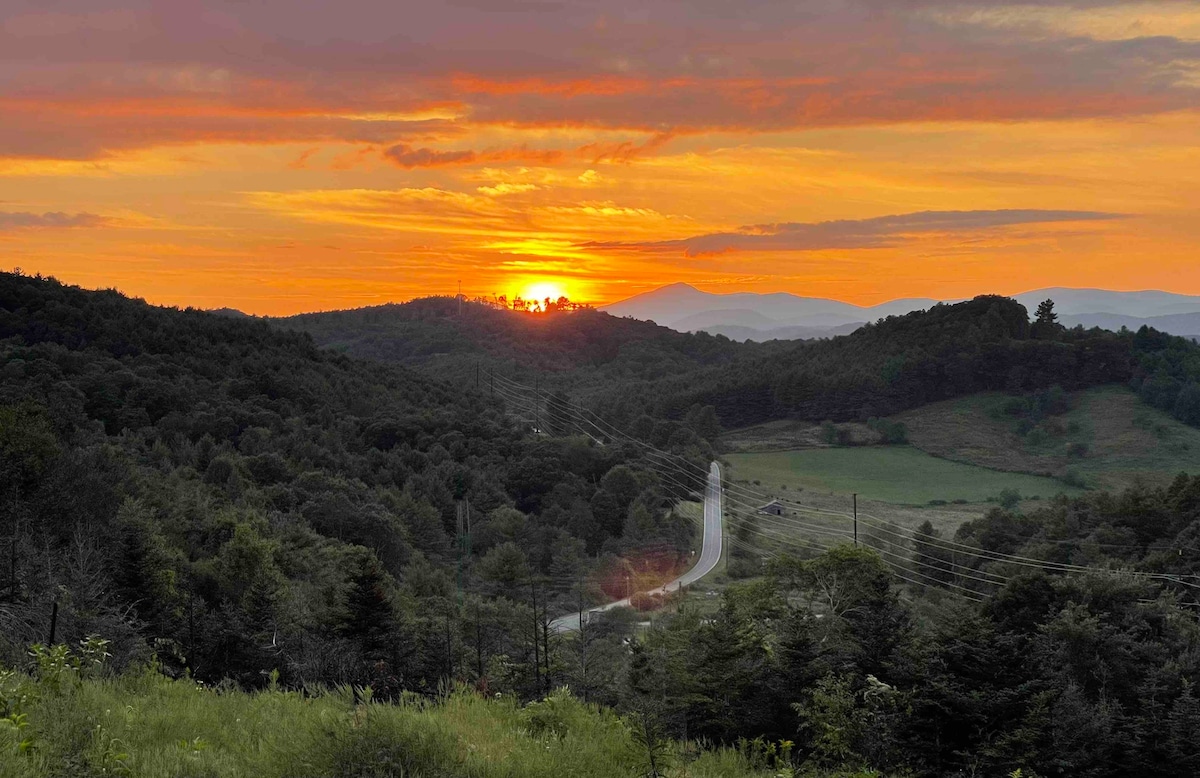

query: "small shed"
(758, 499), (785, 516)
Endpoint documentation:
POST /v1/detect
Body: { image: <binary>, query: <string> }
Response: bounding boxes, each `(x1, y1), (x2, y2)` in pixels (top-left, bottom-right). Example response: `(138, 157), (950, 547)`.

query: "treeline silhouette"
(283, 296), (755, 385)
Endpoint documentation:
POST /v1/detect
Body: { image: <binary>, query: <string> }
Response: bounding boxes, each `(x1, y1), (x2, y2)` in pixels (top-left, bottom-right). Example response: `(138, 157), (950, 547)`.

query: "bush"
(521, 688), (590, 739)
(998, 488), (1022, 510)
(1061, 469), (1087, 488)
(1065, 441), (1089, 459)
(1001, 397), (1028, 417)
(867, 417), (908, 444)
(726, 557), (761, 580)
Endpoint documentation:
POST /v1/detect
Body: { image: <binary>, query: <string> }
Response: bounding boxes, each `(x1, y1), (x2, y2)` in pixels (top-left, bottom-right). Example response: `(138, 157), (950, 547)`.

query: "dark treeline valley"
(5, 270), (1200, 776)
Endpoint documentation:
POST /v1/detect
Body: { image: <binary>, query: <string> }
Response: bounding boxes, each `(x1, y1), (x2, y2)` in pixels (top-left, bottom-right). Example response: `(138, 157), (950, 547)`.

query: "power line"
(488, 372), (1200, 600)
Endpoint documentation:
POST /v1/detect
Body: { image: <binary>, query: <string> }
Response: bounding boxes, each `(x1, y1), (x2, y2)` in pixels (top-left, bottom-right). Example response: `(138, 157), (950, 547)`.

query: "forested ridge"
(282, 296), (758, 385)
(0, 271), (711, 692)
(590, 295), (1200, 431)
(283, 294), (1200, 435)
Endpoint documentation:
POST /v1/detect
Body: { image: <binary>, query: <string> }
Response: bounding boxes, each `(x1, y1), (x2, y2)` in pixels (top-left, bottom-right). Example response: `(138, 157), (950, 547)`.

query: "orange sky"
(2, 1), (1199, 314)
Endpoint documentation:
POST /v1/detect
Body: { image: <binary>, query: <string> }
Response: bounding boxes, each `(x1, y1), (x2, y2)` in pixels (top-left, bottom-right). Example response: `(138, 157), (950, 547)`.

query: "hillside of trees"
(598, 295), (1200, 430)
(0, 272), (710, 695)
(282, 295), (1200, 438)
(281, 296), (760, 386)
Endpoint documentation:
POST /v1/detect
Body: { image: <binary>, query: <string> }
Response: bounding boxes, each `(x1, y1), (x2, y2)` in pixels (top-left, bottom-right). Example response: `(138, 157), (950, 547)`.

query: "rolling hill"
(604, 283), (1200, 341)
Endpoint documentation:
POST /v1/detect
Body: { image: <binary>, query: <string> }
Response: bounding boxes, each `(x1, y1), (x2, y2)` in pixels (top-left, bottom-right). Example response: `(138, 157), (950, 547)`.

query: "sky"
(1, 1), (1199, 314)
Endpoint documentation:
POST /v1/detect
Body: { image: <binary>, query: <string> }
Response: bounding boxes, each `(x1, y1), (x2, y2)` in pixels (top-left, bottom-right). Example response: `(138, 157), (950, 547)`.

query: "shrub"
(1001, 397), (1028, 417)
(521, 688), (589, 739)
(998, 488), (1022, 510)
(1061, 469), (1086, 488)
(726, 557), (760, 580)
(867, 417), (908, 444)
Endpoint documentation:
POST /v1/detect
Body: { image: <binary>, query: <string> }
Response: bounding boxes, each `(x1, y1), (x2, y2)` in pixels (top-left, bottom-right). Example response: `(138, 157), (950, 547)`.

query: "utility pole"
(577, 575), (589, 702)
(577, 576), (585, 639)
(47, 600), (58, 645)
(853, 493), (858, 547)
(456, 502), (464, 603)
(8, 484), (18, 599)
(445, 611), (454, 681)
(457, 280), (462, 317)
(474, 599), (484, 680)
(534, 374), (541, 434)
(530, 578), (542, 694)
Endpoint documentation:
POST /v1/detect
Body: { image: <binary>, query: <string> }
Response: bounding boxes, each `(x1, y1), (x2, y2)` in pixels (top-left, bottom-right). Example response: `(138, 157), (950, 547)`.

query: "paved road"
(551, 461), (724, 633)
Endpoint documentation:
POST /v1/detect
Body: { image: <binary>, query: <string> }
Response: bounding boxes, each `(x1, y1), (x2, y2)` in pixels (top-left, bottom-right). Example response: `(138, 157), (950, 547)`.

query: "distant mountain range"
(601, 284), (1200, 342)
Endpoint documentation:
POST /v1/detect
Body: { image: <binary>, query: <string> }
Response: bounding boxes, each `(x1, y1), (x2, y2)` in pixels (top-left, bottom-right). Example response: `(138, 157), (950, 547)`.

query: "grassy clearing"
(0, 664), (781, 778)
(722, 419), (874, 452)
(896, 385), (1200, 491)
(724, 446), (1081, 506)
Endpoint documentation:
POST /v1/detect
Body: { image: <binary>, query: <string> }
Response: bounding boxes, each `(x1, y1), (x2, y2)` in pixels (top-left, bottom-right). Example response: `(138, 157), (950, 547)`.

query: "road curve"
(551, 461), (724, 633)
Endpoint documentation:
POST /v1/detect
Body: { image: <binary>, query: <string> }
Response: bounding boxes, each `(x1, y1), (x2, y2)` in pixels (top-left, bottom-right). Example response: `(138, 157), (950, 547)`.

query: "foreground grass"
(725, 446), (1081, 505)
(1, 664), (788, 778)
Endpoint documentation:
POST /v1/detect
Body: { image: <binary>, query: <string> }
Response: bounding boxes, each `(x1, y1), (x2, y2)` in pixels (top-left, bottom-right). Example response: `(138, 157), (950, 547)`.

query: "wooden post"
(530, 579), (541, 694)
(853, 493), (858, 547)
(48, 601), (59, 645)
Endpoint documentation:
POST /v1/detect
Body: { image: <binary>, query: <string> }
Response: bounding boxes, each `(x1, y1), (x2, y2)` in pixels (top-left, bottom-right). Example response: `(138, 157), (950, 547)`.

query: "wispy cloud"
(584, 209), (1126, 256)
(0, 211), (106, 230)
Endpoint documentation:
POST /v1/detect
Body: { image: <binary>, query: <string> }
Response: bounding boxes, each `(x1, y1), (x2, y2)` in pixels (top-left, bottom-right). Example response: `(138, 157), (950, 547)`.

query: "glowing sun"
(519, 281), (569, 303)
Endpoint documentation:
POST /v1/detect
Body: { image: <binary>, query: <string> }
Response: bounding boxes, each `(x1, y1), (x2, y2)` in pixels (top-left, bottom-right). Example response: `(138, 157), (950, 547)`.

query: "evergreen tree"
(1032, 299), (1061, 340)
(341, 557), (400, 663)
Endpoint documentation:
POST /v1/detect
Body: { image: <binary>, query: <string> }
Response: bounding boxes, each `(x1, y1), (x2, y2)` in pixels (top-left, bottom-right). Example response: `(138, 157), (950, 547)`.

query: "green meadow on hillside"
(724, 446), (1082, 506)
(896, 385), (1200, 490)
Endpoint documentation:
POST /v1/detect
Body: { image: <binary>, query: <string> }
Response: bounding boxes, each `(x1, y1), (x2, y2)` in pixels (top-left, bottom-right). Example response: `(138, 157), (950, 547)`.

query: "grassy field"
(896, 385), (1200, 491)
(724, 446), (1082, 506)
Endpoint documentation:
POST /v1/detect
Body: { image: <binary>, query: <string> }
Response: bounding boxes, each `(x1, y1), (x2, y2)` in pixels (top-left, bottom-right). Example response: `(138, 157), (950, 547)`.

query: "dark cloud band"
(584, 209), (1125, 256)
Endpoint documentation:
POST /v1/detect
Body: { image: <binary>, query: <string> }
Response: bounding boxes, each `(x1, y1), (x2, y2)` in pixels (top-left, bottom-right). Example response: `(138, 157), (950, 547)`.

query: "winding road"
(551, 461), (724, 633)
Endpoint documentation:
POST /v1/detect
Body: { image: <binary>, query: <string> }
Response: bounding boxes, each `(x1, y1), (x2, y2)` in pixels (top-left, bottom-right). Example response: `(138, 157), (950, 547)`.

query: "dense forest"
(6, 272), (1200, 777)
(0, 271), (710, 695)
(608, 295), (1200, 429)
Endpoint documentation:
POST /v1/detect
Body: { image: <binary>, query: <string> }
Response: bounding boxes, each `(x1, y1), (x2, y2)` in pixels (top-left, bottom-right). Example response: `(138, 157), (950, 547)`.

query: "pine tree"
(1032, 299), (1061, 340)
(341, 557), (400, 663)
(1035, 299), (1058, 325)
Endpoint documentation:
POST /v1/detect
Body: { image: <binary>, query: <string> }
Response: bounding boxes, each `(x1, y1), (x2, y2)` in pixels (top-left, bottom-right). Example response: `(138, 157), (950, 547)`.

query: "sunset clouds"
(1, 1), (1199, 312)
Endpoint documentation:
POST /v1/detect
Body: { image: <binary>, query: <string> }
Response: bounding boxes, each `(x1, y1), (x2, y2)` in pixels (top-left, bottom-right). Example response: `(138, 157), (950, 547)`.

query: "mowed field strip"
(724, 446), (1082, 506)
